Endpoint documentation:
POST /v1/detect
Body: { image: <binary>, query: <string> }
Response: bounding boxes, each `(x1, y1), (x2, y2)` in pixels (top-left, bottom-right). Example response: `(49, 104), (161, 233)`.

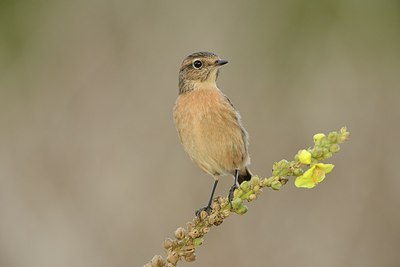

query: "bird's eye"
(193, 60), (203, 69)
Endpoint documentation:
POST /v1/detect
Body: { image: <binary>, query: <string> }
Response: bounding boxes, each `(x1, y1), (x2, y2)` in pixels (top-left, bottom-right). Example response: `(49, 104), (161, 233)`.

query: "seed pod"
(208, 214), (217, 224)
(185, 252), (196, 262)
(163, 238), (174, 250)
(174, 227), (186, 240)
(151, 255), (164, 267)
(166, 251), (179, 265)
(189, 229), (200, 239)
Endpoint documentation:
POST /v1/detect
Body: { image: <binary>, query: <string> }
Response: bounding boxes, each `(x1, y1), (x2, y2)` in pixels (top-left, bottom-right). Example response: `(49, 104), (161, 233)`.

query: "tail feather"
(238, 167), (252, 184)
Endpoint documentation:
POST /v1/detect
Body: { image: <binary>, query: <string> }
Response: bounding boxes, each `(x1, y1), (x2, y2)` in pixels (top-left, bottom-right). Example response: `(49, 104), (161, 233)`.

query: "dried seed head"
(189, 229), (200, 239)
(186, 222), (195, 231)
(211, 201), (220, 211)
(166, 251), (179, 265)
(184, 245), (195, 254)
(174, 227), (187, 240)
(184, 252), (196, 262)
(163, 238), (174, 250)
(218, 197), (228, 206)
(208, 214), (217, 224)
(222, 209), (230, 218)
(202, 227), (210, 234)
(200, 210), (209, 220)
(151, 255), (165, 267)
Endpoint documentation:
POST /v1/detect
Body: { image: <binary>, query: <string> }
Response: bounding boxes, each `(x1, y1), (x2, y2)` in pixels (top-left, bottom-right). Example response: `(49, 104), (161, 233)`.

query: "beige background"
(1, 1), (399, 266)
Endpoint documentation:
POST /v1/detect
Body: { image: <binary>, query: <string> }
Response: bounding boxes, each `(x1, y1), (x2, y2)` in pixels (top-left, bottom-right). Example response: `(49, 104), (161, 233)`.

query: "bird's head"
(179, 52), (228, 94)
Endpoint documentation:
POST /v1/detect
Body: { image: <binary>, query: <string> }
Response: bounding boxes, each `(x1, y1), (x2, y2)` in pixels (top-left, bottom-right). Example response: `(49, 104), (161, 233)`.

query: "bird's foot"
(228, 184), (238, 207)
(195, 205), (212, 218)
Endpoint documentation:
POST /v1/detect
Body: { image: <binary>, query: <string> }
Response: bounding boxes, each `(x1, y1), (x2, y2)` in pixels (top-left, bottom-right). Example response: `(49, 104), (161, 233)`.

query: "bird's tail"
(238, 167), (253, 184)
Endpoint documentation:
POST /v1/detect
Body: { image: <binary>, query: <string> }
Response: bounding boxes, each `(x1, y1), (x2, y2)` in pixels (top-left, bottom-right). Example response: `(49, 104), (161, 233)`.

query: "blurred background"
(1, 1), (399, 266)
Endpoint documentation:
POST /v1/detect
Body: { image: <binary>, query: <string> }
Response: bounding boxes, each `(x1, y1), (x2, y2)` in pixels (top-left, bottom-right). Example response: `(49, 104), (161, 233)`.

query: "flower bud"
(313, 133), (326, 144)
(193, 237), (203, 246)
(231, 198), (242, 210)
(235, 204), (248, 215)
(248, 194), (257, 201)
(251, 176), (260, 186)
(240, 181), (250, 191)
(329, 144), (340, 153)
(233, 188), (243, 198)
(293, 168), (304, 176)
(328, 132), (338, 142)
(271, 180), (282, 190)
(298, 149), (312, 164)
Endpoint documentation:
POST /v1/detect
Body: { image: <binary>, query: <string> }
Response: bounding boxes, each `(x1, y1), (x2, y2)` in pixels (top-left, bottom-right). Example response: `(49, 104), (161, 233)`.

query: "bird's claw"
(195, 205), (212, 218)
(228, 184), (238, 207)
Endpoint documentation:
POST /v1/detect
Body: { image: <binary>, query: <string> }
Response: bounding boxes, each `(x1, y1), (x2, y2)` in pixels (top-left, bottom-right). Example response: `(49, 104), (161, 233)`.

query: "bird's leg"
(228, 169), (240, 205)
(195, 179), (219, 217)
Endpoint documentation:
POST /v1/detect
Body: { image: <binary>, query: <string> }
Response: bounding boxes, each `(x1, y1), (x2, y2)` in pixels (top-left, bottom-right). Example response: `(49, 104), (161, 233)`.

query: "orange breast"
(173, 89), (249, 176)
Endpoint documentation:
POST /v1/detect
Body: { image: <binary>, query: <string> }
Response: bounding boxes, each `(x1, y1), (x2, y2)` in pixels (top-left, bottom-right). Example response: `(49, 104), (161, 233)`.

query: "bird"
(173, 52), (252, 216)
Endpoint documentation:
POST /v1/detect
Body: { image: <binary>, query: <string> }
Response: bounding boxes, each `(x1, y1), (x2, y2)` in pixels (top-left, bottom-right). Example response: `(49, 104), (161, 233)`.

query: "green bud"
(233, 188), (243, 198)
(311, 147), (323, 158)
(271, 180), (282, 190)
(313, 133), (326, 145)
(262, 178), (272, 187)
(248, 194), (257, 201)
(231, 198), (243, 210)
(193, 237), (204, 246)
(235, 204), (248, 215)
(293, 168), (304, 176)
(272, 160), (290, 176)
(328, 132), (338, 142)
(240, 181), (250, 191)
(251, 176), (260, 186)
(330, 144), (340, 153)
(320, 138), (330, 146)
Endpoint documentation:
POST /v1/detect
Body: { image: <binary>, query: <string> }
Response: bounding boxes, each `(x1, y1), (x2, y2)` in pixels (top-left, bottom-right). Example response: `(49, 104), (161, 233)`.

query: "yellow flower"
(295, 163), (334, 188)
(298, 149), (312, 164)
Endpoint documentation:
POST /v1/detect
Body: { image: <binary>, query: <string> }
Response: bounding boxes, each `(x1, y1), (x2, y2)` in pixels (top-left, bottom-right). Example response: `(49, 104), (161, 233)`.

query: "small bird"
(173, 52), (252, 215)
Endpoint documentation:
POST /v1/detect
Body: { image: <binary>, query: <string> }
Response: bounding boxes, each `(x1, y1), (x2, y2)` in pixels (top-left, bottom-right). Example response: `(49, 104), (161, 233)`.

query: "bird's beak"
(216, 59), (228, 66)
